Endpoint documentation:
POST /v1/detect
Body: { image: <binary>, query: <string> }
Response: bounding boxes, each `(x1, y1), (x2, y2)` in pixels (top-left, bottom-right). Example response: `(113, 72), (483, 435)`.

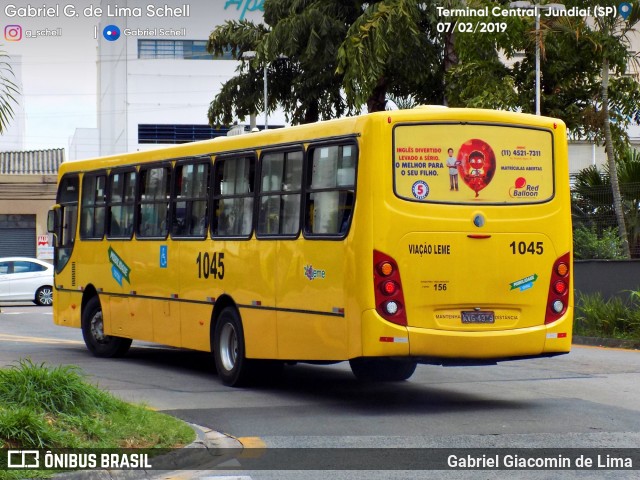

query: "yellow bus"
(48, 107), (573, 386)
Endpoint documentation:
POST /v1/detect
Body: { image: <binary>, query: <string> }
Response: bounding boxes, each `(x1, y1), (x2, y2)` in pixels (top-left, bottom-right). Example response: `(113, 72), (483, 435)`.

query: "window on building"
(137, 165), (171, 238)
(108, 170), (137, 238)
(305, 144), (357, 237)
(138, 40), (232, 60)
(212, 156), (255, 238)
(171, 160), (210, 238)
(80, 173), (107, 240)
(257, 150), (303, 237)
(138, 124), (230, 144)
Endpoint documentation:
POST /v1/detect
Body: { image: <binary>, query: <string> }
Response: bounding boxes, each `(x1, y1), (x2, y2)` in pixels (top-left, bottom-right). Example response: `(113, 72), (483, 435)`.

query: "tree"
(573, 148), (640, 257)
(207, 0), (448, 124)
(447, 1), (640, 258)
(336, 0), (445, 112)
(207, 2), (359, 126)
(574, 1), (640, 259)
(0, 47), (18, 133)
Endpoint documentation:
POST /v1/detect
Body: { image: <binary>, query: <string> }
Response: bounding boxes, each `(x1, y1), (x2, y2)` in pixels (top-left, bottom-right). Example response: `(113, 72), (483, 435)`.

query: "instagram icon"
(4, 25), (22, 41)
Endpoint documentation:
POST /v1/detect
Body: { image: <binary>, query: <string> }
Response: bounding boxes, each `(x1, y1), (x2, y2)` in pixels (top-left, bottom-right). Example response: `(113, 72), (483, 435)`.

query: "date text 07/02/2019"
(436, 22), (506, 33)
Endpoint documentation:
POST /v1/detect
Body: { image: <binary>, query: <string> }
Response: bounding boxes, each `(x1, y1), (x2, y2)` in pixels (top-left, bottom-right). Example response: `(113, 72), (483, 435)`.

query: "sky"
(0, 1), (99, 151)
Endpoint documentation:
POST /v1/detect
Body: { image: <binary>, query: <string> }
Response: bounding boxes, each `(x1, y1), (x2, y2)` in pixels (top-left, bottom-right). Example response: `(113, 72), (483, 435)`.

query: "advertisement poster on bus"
(393, 124), (554, 204)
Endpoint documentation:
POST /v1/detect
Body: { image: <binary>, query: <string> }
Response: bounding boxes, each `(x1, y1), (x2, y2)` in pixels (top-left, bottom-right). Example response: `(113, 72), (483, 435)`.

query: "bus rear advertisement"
(48, 107), (573, 386)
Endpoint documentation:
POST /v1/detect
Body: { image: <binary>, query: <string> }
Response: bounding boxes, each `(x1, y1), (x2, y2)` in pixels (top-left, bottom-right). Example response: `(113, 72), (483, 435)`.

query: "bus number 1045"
(510, 241), (543, 255)
(196, 252), (225, 280)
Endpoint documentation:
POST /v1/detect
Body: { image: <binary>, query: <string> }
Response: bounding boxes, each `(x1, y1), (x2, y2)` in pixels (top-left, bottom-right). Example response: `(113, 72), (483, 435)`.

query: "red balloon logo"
(457, 139), (496, 198)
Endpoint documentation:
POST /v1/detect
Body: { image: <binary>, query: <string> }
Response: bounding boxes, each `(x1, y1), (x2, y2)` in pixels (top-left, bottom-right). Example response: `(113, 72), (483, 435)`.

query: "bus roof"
(59, 108), (564, 174)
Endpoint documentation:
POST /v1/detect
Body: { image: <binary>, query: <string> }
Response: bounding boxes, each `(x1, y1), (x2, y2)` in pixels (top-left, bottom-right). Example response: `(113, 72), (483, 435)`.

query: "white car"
(0, 257), (54, 306)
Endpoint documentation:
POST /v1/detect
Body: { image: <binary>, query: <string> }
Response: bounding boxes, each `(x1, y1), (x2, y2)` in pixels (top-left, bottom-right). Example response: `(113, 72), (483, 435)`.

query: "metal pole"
(263, 66), (268, 130)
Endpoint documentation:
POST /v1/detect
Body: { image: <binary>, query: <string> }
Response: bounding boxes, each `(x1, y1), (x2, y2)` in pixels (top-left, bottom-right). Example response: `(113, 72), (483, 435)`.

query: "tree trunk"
(303, 101), (319, 124)
(602, 57), (632, 258)
(367, 77), (388, 112)
(442, 29), (458, 106)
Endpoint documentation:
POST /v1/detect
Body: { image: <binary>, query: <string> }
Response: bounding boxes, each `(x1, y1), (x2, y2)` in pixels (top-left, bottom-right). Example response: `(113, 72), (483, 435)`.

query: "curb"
(50, 424), (243, 479)
(573, 336), (640, 350)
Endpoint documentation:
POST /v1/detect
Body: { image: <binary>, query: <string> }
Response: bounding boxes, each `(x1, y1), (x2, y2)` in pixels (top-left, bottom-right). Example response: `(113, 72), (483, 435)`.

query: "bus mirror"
(47, 208), (59, 233)
(47, 208), (61, 247)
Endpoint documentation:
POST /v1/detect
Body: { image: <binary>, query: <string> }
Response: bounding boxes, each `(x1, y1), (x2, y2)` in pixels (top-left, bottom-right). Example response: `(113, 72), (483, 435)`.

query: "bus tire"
(82, 296), (132, 358)
(213, 307), (255, 387)
(349, 357), (417, 382)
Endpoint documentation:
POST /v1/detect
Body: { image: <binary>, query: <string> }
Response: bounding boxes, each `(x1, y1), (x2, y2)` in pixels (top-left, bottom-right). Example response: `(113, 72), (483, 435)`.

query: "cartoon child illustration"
(468, 151), (486, 197)
(469, 151), (485, 176)
(446, 148), (460, 191)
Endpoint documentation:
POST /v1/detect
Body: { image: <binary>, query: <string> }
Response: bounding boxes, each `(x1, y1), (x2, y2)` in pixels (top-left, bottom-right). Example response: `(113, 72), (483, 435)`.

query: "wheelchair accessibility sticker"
(160, 245), (168, 268)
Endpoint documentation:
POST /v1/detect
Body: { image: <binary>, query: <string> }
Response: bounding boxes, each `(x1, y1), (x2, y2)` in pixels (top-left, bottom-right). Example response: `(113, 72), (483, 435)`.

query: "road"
(1, 304), (640, 479)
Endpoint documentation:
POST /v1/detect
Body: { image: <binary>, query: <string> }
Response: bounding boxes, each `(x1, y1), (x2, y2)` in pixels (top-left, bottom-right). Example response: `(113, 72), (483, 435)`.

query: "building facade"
(0, 148), (62, 258)
(95, 0), (278, 156)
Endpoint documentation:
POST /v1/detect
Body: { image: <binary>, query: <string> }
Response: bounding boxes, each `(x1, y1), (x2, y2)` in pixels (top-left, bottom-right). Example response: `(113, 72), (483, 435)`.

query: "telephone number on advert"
(436, 22), (508, 33)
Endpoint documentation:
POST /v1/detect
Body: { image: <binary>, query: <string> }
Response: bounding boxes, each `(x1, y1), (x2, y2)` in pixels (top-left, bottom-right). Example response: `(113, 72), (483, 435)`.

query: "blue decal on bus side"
(160, 245), (168, 268)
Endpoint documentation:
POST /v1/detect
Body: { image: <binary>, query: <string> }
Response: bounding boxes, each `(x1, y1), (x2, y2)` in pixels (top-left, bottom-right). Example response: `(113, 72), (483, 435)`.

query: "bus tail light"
(545, 252), (570, 324)
(374, 250), (407, 326)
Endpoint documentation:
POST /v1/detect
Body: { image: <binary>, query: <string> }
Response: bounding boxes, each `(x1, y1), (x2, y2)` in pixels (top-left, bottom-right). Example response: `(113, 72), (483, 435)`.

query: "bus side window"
(138, 165), (171, 238)
(80, 173), (106, 240)
(305, 144), (356, 236)
(257, 149), (302, 237)
(212, 156), (255, 238)
(171, 160), (209, 239)
(108, 170), (136, 239)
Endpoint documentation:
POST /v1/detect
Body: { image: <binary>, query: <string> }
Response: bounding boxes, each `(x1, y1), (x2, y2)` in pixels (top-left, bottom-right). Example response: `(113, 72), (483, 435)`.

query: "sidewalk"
(53, 424), (245, 480)
(573, 335), (640, 350)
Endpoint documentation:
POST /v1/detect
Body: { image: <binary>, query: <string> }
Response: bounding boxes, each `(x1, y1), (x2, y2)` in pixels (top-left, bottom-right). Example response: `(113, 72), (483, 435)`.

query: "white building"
(94, 0), (283, 156)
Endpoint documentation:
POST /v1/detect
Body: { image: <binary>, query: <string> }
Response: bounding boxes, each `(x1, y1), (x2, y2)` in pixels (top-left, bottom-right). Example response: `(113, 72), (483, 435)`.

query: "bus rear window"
(393, 123), (554, 204)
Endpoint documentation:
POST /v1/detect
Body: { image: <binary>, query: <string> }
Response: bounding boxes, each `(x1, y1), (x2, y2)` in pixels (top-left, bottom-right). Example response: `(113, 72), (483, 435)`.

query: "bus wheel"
(349, 358), (417, 382)
(213, 307), (255, 387)
(82, 296), (132, 358)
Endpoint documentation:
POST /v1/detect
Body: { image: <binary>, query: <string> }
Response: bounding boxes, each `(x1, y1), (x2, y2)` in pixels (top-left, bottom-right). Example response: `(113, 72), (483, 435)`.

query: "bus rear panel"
(363, 112), (572, 363)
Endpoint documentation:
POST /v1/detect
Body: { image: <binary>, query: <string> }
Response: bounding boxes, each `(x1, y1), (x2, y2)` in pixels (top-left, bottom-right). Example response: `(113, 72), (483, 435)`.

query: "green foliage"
(0, 46), (19, 133)
(0, 407), (62, 449)
(448, 0), (640, 148)
(573, 225), (625, 259)
(0, 360), (194, 452)
(0, 359), (120, 416)
(207, 0), (447, 125)
(575, 291), (640, 340)
(208, 0), (358, 126)
(572, 147), (640, 257)
(445, 60), (518, 110)
(337, 0), (444, 112)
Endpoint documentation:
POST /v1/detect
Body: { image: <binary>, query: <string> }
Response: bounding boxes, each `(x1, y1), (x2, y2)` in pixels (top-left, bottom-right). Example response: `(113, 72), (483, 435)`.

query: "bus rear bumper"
(361, 308), (573, 360)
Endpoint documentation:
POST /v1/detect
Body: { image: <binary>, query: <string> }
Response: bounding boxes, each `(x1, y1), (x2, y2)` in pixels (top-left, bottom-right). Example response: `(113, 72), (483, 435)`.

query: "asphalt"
(34, 338), (640, 479)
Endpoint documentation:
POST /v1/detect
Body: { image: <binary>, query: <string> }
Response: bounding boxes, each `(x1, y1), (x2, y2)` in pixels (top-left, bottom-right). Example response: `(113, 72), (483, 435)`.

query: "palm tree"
(0, 47), (18, 133)
(571, 3), (640, 258)
(573, 148), (640, 257)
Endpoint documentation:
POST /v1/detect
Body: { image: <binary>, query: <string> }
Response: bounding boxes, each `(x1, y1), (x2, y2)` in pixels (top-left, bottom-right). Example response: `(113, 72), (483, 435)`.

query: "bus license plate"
(461, 311), (495, 324)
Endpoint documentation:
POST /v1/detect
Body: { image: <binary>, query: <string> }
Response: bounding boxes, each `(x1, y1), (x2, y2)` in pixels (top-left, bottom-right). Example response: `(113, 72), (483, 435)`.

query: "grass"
(574, 290), (640, 341)
(0, 359), (195, 479)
